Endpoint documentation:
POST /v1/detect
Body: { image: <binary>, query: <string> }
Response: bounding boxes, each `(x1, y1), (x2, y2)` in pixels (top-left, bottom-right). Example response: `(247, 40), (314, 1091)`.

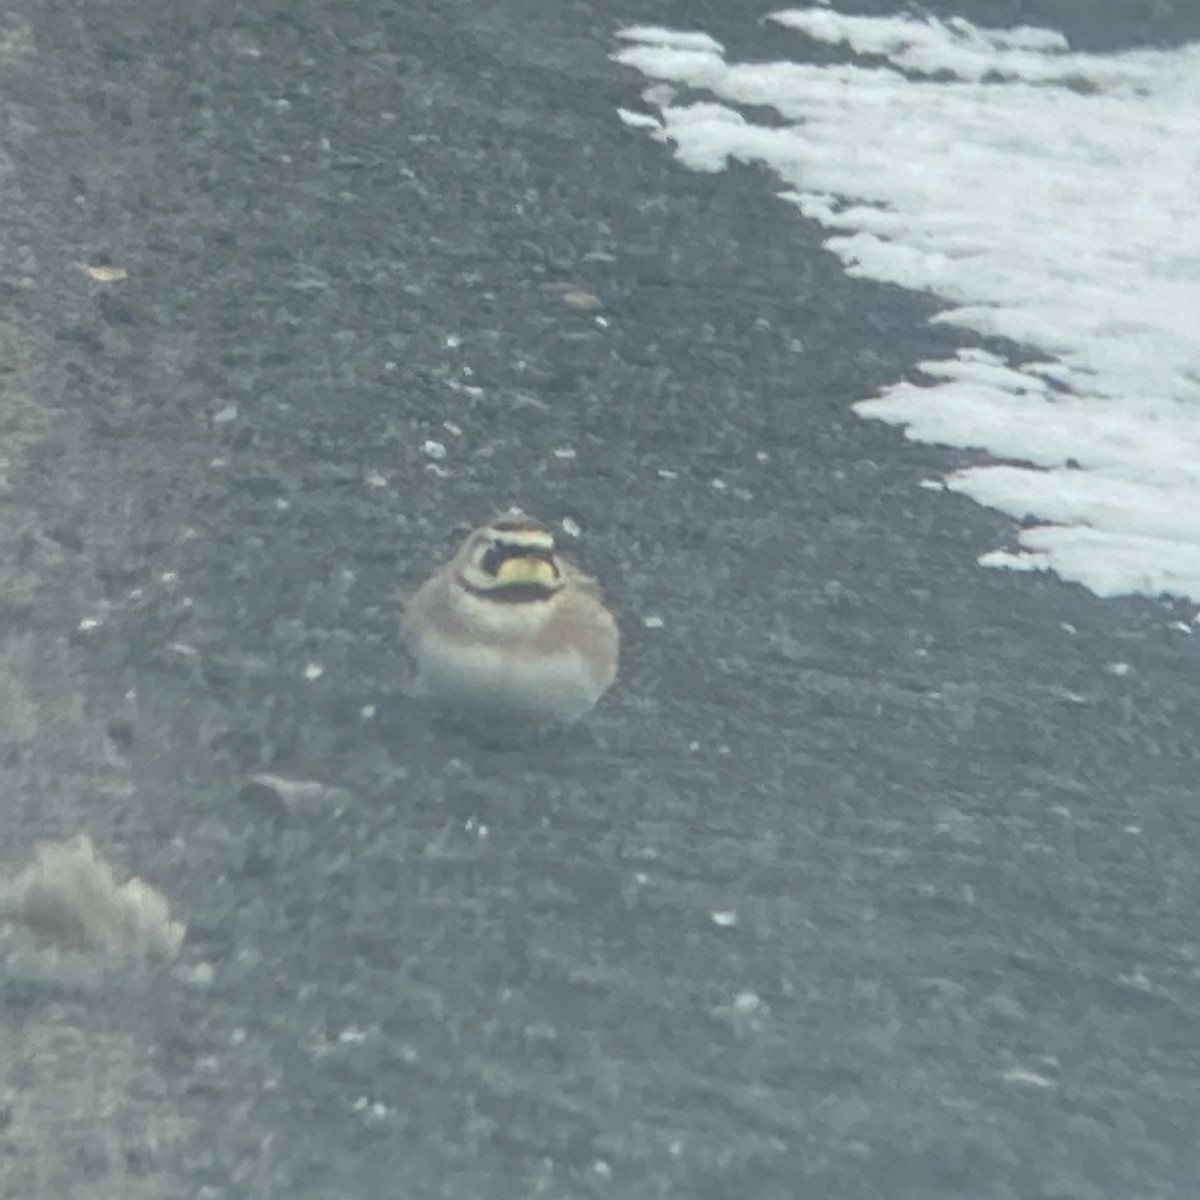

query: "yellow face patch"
(494, 554), (558, 586)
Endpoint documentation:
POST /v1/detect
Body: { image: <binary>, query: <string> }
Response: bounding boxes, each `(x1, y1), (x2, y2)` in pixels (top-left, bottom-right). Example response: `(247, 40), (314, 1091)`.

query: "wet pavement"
(2, 0), (1199, 1197)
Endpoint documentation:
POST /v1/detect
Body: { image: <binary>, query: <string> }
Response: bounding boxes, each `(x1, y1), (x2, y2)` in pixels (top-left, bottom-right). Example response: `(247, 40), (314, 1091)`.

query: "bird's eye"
(481, 544), (506, 576)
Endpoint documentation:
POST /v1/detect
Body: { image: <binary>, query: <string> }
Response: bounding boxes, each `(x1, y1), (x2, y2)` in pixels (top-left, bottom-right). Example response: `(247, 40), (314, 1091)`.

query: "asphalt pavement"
(2, 1), (1199, 1197)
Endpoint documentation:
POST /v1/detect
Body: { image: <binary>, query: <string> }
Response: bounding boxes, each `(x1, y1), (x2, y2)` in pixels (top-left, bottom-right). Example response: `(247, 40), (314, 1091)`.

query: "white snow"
(615, 7), (1200, 602)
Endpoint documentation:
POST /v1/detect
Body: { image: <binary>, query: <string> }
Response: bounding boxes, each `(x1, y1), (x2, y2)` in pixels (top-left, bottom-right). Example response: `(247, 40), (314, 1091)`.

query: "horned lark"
(403, 514), (619, 725)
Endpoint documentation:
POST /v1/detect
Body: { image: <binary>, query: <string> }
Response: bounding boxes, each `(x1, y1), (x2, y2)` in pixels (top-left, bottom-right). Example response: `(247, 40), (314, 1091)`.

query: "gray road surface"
(2, 1), (1199, 1197)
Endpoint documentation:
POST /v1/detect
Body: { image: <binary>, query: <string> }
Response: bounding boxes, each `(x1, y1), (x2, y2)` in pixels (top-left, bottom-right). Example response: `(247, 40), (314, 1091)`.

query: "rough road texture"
(2, 1), (1199, 1197)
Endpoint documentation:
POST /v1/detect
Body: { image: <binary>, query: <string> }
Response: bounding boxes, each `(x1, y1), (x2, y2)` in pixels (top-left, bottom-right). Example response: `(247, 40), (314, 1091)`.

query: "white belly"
(412, 633), (606, 724)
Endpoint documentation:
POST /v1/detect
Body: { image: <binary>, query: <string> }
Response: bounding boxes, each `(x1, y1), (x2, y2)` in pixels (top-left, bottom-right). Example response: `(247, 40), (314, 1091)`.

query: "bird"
(402, 513), (619, 726)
